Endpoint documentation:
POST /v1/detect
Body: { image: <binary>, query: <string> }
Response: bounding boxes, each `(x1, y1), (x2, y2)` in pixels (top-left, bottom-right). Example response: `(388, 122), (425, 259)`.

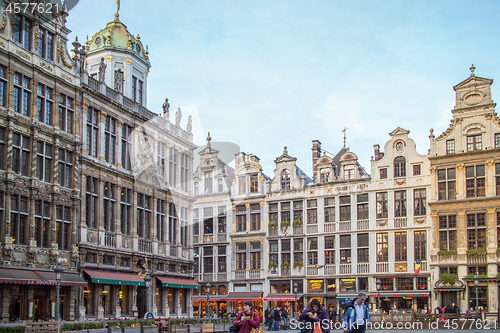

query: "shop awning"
(264, 294), (303, 301)
(379, 291), (430, 298)
(335, 294), (358, 301)
(225, 292), (262, 301)
(435, 288), (465, 292)
(192, 296), (228, 302)
(156, 276), (200, 289)
(0, 267), (87, 286)
(84, 270), (144, 286)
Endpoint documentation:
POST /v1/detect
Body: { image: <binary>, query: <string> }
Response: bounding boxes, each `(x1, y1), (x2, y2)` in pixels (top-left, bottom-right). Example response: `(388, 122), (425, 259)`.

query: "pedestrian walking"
(299, 299), (328, 333)
(282, 307), (288, 330)
(273, 306), (281, 331)
(342, 292), (370, 333)
(233, 301), (260, 333)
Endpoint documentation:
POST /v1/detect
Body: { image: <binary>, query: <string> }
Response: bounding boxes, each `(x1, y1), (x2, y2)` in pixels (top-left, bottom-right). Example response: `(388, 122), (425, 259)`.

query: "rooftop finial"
(283, 146), (288, 155)
(342, 127), (348, 148)
(207, 132), (212, 148)
(115, 0), (120, 20)
(470, 64), (476, 77)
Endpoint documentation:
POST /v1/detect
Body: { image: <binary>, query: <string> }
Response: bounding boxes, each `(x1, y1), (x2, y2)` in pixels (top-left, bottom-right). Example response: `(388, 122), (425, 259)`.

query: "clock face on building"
(95, 37), (101, 46)
(135, 43), (141, 53)
(395, 142), (404, 152)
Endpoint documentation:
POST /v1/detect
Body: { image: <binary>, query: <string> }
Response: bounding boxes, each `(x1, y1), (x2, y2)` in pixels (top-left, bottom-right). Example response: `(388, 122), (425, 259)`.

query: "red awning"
(225, 292), (262, 301)
(156, 276), (200, 289)
(192, 296), (228, 302)
(0, 267), (87, 286)
(264, 294), (303, 301)
(84, 270), (145, 286)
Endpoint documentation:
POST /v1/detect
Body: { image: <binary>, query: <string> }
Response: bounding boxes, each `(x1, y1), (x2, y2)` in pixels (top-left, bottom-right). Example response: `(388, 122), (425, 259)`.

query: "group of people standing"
(264, 306), (289, 330)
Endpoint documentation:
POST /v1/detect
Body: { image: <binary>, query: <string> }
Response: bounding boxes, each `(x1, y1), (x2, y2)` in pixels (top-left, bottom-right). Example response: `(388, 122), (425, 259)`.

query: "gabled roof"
(453, 75), (493, 91)
(389, 127), (410, 136)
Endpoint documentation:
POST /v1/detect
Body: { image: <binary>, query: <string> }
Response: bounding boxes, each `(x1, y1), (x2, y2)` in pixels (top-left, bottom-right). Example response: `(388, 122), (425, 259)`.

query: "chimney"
(312, 140), (322, 174)
(373, 144), (380, 161)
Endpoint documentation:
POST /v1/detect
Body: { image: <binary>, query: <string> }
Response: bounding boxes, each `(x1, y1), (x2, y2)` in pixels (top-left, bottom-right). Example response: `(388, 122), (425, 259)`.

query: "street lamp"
(144, 274), (151, 315)
(376, 279), (381, 313)
(54, 263), (63, 321)
(206, 282), (211, 318)
(473, 274), (479, 313)
(293, 283), (298, 317)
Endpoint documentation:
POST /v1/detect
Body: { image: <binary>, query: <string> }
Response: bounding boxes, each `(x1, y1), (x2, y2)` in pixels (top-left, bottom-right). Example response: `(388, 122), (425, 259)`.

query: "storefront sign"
(340, 279), (355, 292)
(308, 280), (324, 292)
(271, 271), (277, 274)
(309, 297), (324, 305)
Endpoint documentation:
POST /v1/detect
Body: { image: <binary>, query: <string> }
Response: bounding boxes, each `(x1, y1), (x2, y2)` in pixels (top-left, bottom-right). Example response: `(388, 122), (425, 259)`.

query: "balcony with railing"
(395, 218), (407, 228)
(415, 261), (427, 272)
(293, 226), (303, 235)
(339, 221), (351, 231)
(170, 245), (178, 257)
(376, 262), (389, 273)
(325, 265), (336, 275)
(203, 273), (214, 282)
(357, 263), (369, 273)
(339, 264), (351, 274)
(235, 271), (246, 280)
(217, 234), (227, 242)
(324, 223), (336, 232)
(88, 76), (100, 90)
(249, 270), (261, 279)
(106, 86), (120, 102)
(306, 224), (318, 234)
(104, 232), (116, 248)
(269, 228), (278, 236)
(307, 266), (318, 275)
(467, 253), (487, 264)
(138, 239), (152, 253)
(217, 273), (227, 281)
(357, 220), (369, 230)
(193, 235), (199, 244)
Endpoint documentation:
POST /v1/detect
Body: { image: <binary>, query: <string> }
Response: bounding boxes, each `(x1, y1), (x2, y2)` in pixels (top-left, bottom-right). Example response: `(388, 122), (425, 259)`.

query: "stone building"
(0, 2), (87, 321)
(429, 66), (500, 312)
(76, 8), (197, 320)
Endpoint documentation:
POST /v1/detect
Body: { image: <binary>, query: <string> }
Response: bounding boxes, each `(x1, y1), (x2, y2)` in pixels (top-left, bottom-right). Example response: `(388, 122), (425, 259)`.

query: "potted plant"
(439, 273), (458, 286)
(269, 220), (278, 231)
(437, 249), (457, 257)
(293, 218), (303, 228)
(269, 261), (278, 270)
(280, 219), (290, 233)
(294, 259), (303, 269)
(466, 248), (487, 255)
(281, 260), (290, 269)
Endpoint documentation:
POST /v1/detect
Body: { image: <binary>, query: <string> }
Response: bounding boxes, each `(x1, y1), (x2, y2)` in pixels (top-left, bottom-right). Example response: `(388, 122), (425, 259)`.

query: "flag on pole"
(414, 261), (421, 275)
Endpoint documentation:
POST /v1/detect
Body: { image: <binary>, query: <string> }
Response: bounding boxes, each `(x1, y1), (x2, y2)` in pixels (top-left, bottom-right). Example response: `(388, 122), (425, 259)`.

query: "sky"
(66, 0), (500, 178)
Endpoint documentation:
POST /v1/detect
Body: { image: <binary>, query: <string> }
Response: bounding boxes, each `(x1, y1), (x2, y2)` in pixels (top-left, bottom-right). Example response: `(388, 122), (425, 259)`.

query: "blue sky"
(67, 0), (500, 177)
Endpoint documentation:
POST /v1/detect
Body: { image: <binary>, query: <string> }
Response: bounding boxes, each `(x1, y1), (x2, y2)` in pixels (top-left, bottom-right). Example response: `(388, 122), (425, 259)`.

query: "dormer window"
(343, 165), (355, 180)
(204, 171), (212, 193)
(394, 157), (406, 178)
(250, 174), (258, 193)
(281, 169), (290, 190)
(194, 182), (199, 195)
(218, 178), (223, 192)
(320, 168), (330, 183)
(238, 176), (246, 194)
(467, 134), (482, 151)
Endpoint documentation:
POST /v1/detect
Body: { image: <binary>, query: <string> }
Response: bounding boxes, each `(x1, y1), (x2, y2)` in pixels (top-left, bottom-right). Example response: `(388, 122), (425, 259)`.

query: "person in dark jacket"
(265, 308), (270, 327)
(273, 306), (281, 331)
(451, 303), (460, 314)
(342, 293), (370, 333)
(281, 308), (288, 330)
(233, 301), (260, 333)
(299, 299), (328, 333)
(269, 307), (276, 331)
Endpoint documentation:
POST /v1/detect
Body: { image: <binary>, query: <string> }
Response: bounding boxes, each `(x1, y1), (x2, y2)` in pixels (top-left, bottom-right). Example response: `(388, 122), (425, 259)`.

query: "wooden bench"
(26, 321), (60, 333)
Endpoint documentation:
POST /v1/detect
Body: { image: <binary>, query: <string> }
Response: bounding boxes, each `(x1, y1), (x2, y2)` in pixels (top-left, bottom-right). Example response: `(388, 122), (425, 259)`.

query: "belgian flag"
(414, 261), (422, 275)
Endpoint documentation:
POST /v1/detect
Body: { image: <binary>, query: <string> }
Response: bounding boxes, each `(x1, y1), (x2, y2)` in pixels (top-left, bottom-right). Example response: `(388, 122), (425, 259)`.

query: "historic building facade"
(77, 10), (197, 320)
(429, 67), (500, 312)
(0, 2), (87, 321)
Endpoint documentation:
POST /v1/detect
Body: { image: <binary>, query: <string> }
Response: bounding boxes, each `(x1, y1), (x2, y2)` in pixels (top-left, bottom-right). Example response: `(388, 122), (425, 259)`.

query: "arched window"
(394, 157), (406, 178)
(219, 285), (227, 295)
(281, 169), (291, 189)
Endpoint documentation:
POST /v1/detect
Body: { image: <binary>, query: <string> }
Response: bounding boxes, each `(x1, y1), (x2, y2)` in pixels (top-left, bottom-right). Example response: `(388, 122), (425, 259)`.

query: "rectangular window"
(58, 94), (74, 133)
(137, 193), (152, 239)
(446, 139), (455, 154)
(36, 84), (53, 125)
(357, 193), (368, 220)
(380, 168), (387, 179)
(357, 233), (369, 263)
(218, 178), (224, 192)
(157, 199), (166, 242)
(437, 168), (456, 200)
(467, 213), (486, 250)
(251, 243), (261, 269)
(11, 194), (28, 244)
(14, 15), (31, 50)
(438, 215), (457, 250)
(495, 134), (500, 149)
(13, 72), (31, 116)
(180, 153), (188, 192)
(56, 205), (71, 250)
(417, 277), (428, 290)
(169, 147), (177, 186)
(339, 195), (351, 221)
(466, 165), (485, 198)
(413, 164), (421, 176)
(12, 133), (30, 176)
(138, 80), (143, 106)
(340, 234), (351, 263)
(120, 187), (132, 235)
(467, 134), (482, 151)
(307, 207), (317, 224)
(294, 239), (303, 266)
(497, 164), (500, 196)
(324, 207), (335, 223)
(414, 231), (426, 261)
(308, 237), (318, 250)
(325, 235), (334, 264)
(104, 116), (116, 164)
(86, 176), (99, 229)
(394, 157), (406, 177)
(238, 176), (246, 194)
(377, 233), (388, 262)
(0, 65), (6, 107)
(204, 171), (212, 194)
(395, 232), (407, 261)
(236, 244), (246, 270)
(131, 76), (137, 102)
(0, 128), (5, 170)
(414, 189), (426, 216)
(218, 246), (226, 272)
(103, 182), (115, 232)
(36, 141), (52, 182)
(38, 28), (54, 60)
(218, 206), (227, 233)
(376, 192), (387, 218)
(168, 203), (177, 244)
(86, 108), (99, 157)
(121, 124), (132, 170)
(35, 200), (50, 248)
(250, 174), (258, 192)
(250, 204), (260, 231)
(236, 205), (246, 232)
(394, 190), (406, 217)
(396, 277), (413, 291)
(203, 247), (213, 273)
(58, 149), (73, 188)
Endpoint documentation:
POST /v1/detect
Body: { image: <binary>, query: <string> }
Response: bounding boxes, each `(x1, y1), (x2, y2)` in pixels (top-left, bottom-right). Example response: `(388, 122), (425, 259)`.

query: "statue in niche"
(114, 69), (123, 93)
(162, 98), (170, 119)
(99, 57), (106, 83)
(187, 115), (192, 133)
(175, 108), (182, 127)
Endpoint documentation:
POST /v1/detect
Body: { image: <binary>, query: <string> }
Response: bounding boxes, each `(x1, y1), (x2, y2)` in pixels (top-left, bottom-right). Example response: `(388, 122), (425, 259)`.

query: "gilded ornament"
(0, 10), (7, 30)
